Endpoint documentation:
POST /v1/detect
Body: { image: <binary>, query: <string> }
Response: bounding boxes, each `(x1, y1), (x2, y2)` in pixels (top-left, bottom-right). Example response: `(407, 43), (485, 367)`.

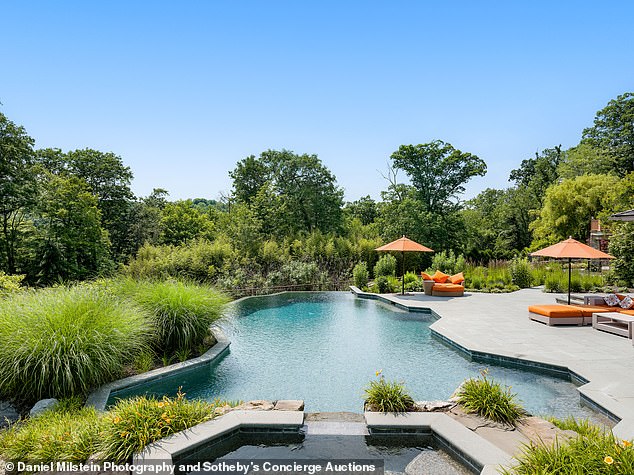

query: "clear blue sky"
(2, 1), (633, 202)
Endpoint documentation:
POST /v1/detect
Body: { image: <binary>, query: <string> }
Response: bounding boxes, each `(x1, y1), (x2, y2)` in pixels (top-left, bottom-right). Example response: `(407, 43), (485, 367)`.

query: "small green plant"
(175, 347), (191, 362)
(353, 262), (370, 288)
(510, 258), (532, 288)
(544, 275), (564, 293)
(0, 285), (151, 402)
(161, 353), (173, 366)
(546, 416), (603, 438)
(100, 389), (220, 462)
(503, 423), (634, 474)
(375, 276), (390, 293)
(364, 370), (415, 413)
(133, 351), (156, 373)
(0, 272), (24, 297)
(374, 254), (397, 277)
(0, 401), (104, 462)
(456, 370), (526, 426)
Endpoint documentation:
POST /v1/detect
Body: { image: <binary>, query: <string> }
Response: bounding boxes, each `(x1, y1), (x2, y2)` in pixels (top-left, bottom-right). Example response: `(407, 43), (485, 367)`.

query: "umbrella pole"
(568, 258), (571, 305)
(401, 251), (405, 295)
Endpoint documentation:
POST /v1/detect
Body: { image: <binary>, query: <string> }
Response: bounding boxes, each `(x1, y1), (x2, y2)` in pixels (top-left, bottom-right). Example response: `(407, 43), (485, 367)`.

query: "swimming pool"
(109, 292), (606, 422)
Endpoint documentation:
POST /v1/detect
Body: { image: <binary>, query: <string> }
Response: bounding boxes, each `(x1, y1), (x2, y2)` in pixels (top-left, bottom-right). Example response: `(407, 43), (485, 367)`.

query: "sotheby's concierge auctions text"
(2, 459), (385, 475)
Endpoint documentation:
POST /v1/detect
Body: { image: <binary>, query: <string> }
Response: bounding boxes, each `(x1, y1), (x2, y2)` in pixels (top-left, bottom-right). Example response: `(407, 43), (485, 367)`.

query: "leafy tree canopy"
(582, 92), (634, 176)
(530, 174), (620, 246)
(229, 149), (344, 235)
(390, 141), (487, 213)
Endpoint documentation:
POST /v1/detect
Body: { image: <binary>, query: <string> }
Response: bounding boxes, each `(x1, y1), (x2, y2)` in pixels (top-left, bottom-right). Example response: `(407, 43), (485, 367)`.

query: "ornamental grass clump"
(113, 278), (229, 354)
(456, 370), (526, 426)
(0, 286), (152, 402)
(0, 399), (104, 463)
(503, 422), (634, 474)
(100, 390), (219, 462)
(364, 371), (415, 413)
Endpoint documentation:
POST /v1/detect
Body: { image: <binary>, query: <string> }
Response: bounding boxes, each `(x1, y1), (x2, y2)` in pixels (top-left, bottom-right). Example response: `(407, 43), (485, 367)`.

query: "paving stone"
(274, 400), (304, 411)
(235, 400), (274, 411)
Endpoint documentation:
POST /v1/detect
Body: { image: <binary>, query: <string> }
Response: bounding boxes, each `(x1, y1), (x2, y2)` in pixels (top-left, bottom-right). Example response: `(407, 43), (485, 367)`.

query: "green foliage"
(160, 200), (215, 245)
(546, 416), (603, 438)
(544, 274), (564, 293)
(230, 149), (344, 235)
(32, 173), (114, 284)
(609, 222), (634, 287)
(375, 276), (390, 293)
(0, 285), (151, 402)
(374, 254), (397, 277)
(582, 91), (634, 177)
(112, 279), (228, 354)
(390, 141), (487, 213)
(0, 403), (104, 463)
(353, 262), (369, 288)
(364, 372), (415, 413)
(100, 390), (219, 462)
(0, 271), (24, 296)
(503, 422), (634, 474)
(265, 261), (320, 288)
(531, 174), (619, 244)
(0, 112), (37, 274)
(430, 250), (466, 275)
(456, 371), (526, 426)
(510, 258), (532, 288)
(125, 238), (234, 281)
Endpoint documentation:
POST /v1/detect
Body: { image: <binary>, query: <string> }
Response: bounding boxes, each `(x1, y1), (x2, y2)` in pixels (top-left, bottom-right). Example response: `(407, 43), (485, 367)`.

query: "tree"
(461, 187), (534, 260)
(557, 143), (615, 179)
(160, 200), (215, 246)
(582, 92), (634, 176)
(127, 188), (169, 252)
(0, 113), (37, 273)
(344, 196), (378, 225)
(509, 146), (562, 205)
(32, 174), (111, 283)
(229, 149), (344, 235)
(229, 155), (269, 204)
(37, 148), (135, 259)
(390, 141), (487, 213)
(531, 174), (620, 245)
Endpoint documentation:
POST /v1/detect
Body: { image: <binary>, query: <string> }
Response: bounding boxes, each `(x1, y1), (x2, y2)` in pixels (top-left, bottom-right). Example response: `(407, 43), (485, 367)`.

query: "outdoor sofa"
(421, 271), (465, 297)
(529, 294), (634, 326)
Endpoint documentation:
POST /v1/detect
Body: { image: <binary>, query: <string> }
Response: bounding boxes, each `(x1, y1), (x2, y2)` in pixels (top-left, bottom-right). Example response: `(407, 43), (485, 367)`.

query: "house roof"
(610, 209), (634, 221)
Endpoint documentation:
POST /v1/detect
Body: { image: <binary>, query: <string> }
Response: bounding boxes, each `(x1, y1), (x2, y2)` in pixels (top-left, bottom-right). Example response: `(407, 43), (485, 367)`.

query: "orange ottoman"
(528, 304), (584, 326)
(432, 283), (464, 297)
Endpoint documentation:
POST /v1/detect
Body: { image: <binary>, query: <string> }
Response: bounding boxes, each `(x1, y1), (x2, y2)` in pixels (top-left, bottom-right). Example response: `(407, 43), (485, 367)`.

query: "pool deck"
(351, 287), (634, 440)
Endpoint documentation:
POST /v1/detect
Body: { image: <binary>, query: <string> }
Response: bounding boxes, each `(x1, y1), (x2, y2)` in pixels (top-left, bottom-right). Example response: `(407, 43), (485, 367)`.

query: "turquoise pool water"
(110, 292), (607, 421)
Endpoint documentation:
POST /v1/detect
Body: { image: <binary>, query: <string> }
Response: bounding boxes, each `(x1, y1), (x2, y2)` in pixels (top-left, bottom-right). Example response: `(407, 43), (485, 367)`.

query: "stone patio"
(352, 287), (634, 440)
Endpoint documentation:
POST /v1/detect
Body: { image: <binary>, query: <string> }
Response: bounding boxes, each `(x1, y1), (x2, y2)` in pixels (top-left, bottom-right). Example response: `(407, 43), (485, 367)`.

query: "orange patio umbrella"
(375, 236), (434, 295)
(531, 237), (614, 304)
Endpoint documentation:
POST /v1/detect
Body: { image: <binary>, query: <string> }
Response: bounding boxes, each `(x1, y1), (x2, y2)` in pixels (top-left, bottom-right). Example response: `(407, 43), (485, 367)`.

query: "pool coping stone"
(86, 326), (230, 411)
(364, 411), (512, 474)
(133, 410), (305, 465)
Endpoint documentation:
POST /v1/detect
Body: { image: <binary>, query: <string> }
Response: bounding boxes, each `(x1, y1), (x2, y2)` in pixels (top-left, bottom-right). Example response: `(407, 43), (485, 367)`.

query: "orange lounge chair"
(528, 304), (584, 326)
(432, 283), (464, 297)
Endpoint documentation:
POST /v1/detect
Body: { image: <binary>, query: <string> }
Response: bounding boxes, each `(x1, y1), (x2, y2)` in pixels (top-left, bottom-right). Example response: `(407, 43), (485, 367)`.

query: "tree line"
(1, 91), (633, 288)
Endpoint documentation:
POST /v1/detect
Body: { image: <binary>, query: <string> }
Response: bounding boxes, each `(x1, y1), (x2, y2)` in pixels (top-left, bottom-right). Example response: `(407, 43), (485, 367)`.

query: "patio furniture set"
(528, 294), (634, 344)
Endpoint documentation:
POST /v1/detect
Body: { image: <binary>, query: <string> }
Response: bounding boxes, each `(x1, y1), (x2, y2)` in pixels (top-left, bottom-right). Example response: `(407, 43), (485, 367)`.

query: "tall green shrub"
(0, 286), (151, 401)
(610, 222), (634, 286)
(353, 262), (369, 288)
(510, 258), (532, 288)
(112, 279), (228, 354)
(374, 254), (396, 277)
